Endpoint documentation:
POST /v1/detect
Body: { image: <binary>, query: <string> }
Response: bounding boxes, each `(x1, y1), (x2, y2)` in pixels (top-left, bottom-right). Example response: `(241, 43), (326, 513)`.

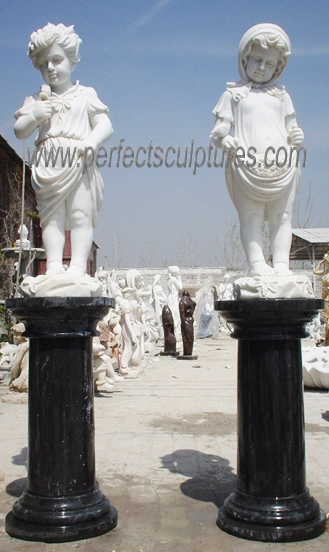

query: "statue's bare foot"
(123, 370), (139, 379)
(119, 367), (139, 379)
(66, 264), (85, 277)
(119, 367), (129, 376)
(111, 373), (124, 382)
(249, 262), (275, 276)
(274, 263), (293, 276)
(95, 380), (114, 393)
(46, 261), (65, 275)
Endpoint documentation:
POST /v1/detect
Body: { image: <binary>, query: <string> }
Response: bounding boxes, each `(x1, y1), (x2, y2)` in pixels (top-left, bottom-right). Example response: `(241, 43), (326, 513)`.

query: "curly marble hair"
(28, 23), (82, 68)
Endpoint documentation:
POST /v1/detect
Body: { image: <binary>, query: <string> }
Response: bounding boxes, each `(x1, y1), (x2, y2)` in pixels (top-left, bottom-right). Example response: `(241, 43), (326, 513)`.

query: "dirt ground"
(1, 333), (329, 551)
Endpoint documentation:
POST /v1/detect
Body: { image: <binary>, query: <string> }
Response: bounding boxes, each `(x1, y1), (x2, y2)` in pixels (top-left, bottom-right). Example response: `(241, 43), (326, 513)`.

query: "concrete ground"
(1, 332), (329, 551)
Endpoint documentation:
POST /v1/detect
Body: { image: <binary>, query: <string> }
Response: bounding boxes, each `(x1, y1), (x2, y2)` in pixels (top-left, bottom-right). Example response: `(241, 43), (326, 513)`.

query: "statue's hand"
(77, 139), (97, 163)
(210, 120), (231, 139)
(289, 125), (304, 146)
(222, 135), (239, 156)
(33, 100), (52, 122)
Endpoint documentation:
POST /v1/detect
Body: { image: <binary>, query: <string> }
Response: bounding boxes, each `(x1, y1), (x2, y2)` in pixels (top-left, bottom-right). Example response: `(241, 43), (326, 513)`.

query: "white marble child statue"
(211, 23), (304, 277)
(14, 23), (113, 277)
(167, 265), (183, 334)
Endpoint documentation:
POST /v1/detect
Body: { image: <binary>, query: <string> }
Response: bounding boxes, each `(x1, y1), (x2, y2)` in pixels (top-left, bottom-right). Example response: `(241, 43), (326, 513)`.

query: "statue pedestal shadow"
(215, 298), (326, 542)
(5, 297), (118, 543)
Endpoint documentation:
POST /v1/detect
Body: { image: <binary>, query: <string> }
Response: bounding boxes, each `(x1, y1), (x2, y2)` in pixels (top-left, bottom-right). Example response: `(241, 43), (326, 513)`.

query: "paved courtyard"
(1, 332), (329, 551)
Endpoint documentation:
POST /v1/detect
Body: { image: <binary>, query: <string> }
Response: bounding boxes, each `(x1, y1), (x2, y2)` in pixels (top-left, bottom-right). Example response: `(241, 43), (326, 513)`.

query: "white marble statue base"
(233, 274), (314, 300)
(20, 274), (102, 298)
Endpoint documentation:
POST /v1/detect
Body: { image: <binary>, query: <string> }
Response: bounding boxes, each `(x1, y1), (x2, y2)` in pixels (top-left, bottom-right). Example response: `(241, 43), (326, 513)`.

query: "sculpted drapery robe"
(15, 82), (109, 229)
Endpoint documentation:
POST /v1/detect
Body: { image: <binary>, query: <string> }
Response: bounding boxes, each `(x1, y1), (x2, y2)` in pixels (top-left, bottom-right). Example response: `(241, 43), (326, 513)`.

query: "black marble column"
(5, 297), (118, 543)
(215, 298), (326, 542)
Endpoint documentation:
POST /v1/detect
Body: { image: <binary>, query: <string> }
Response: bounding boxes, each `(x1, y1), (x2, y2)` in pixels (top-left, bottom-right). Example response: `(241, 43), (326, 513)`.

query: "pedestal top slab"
(6, 297), (115, 310)
(215, 298), (324, 313)
(215, 298), (324, 340)
(5, 297), (115, 338)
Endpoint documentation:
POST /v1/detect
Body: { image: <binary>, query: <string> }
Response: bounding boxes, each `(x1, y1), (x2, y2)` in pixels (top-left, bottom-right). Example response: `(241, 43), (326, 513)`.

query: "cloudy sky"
(0, 0), (328, 268)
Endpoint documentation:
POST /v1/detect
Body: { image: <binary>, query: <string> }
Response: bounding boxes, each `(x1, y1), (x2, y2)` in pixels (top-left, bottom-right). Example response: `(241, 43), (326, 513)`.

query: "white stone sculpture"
(302, 345), (329, 389)
(218, 274), (234, 301)
(306, 314), (325, 346)
(108, 276), (139, 378)
(233, 274), (314, 299)
(20, 273), (102, 297)
(217, 276), (236, 333)
(14, 23), (113, 295)
(95, 266), (109, 297)
(92, 336), (123, 393)
(105, 307), (122, 370)
(152, 274), (167, 339)
(167, 266), (183, 335)
(314, 252), (329, 345)
(143, 302), (160, 353)
(211, 23), (304, 280)
(16, 224), (30, 249)
(195, 289), (219, 339)
(10, 323), (29, 392)
(0, 342), (18, 369)
(124, 269), (151, 367)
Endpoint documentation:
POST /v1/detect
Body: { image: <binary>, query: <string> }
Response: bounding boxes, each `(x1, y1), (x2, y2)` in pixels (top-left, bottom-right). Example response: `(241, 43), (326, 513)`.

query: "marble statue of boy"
(14, 23), (113, 278)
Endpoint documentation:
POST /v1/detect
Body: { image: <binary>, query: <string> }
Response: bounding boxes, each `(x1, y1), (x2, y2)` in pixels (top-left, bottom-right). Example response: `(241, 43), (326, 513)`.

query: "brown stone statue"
(179, 290), (197, 359)
(161, 305), (177, 356)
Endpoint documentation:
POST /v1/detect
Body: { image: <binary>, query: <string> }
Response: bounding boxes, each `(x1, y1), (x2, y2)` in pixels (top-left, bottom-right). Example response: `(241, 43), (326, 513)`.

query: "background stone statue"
(152, 274), (167, 339)
(161, 305), (177, 356)
(123, 269), (150, 367)
(95, 266), (109, 296)
(108, 275), (139, 378)
(92, 336), (123, 394)
(315, 252), (329, 345)
(167, 266), (182, 336)
(179, 290), (197, 358)
(16, 224), (30, 249)
(10, 323), (29, 392)
(195, 289), (219, 339)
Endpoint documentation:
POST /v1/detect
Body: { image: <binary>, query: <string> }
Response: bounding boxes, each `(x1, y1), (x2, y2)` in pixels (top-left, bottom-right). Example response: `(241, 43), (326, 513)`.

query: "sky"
(0, 0), (328, 269)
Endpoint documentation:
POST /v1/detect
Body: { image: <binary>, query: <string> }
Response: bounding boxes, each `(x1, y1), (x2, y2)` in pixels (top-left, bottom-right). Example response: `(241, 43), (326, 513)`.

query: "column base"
(5, 485), (118, 543)
(216, 470), (326, 543)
